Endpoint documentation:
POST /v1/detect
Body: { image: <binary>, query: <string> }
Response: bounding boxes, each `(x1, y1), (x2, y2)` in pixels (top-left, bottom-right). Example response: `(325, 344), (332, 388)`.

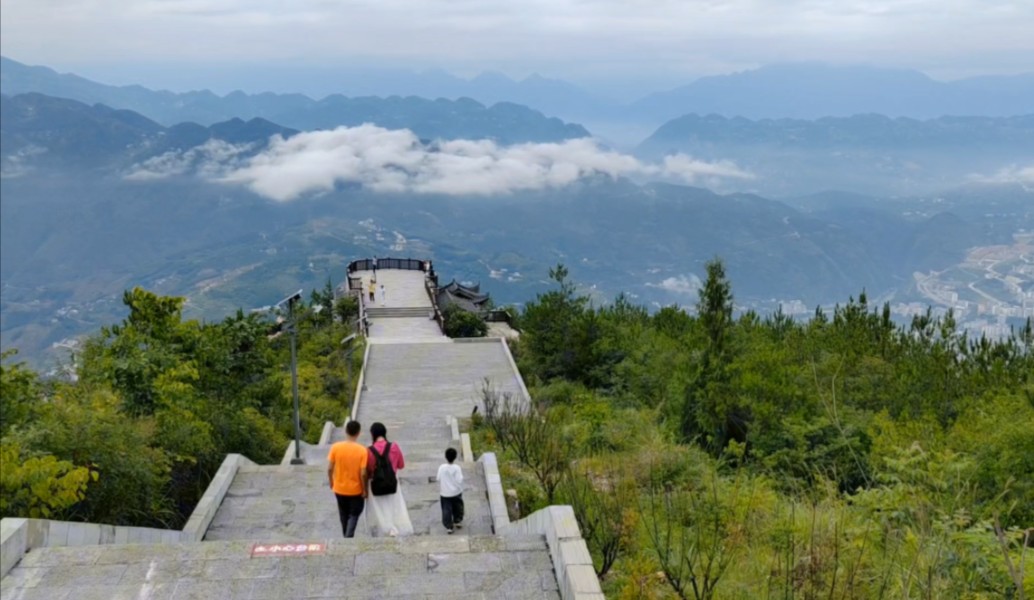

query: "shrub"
(442, 304), (488, 338)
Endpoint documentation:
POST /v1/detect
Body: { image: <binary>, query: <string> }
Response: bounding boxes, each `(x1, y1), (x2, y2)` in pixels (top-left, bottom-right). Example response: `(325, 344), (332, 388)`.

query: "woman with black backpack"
(365, 422), (414, 537)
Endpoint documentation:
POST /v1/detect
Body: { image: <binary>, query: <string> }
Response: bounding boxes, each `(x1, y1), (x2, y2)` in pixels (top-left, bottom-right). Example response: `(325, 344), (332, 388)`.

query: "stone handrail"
(1, 518), (185, 578)
(424, 275), (446, 334)
(498, 337), (533, 404)
(318, 421), (336, 445)
(347, 341), (373, 423)
(478, 453), (602, 599)
(181, 454), (255, 541)
(1, 453), (257, 578)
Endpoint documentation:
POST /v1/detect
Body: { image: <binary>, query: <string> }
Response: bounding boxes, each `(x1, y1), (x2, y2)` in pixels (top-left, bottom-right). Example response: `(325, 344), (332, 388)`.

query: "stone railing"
(446, 415), (474, 462)
(348, 342), (373, 423)
(181, 454), (255, 541)
(424, 274), (446, 334)
(479, 452), (603, 600)
(347, 257), (433, 276)
(1, 518), (185, 578)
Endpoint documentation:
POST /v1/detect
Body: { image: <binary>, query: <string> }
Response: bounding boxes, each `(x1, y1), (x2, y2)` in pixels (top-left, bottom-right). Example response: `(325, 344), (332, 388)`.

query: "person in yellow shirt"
(327, 420), (368, 538)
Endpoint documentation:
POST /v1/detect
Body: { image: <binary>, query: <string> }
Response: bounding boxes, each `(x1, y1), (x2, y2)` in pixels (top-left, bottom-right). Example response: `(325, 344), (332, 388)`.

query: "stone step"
(206, 461), (493, 542)
(2, 534), (558, 600)
(366, 306), (434, 318)
(327, 424), (456, 463)
(367, 317), (445, 339)
(356, 342), (524, 454)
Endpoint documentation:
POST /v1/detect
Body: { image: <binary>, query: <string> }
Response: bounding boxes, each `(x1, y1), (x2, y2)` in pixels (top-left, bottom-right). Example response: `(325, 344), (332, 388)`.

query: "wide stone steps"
(366, 306), (434, 318)
(323, 441), (456, 466)
(205, 461), (493, 542)
(1, 534), (559, 600)
(357, 341), (525, 451)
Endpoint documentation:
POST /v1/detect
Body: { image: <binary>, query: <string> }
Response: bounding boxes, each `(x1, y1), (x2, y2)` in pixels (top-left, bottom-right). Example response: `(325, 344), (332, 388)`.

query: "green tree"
(683, 259), (744, 453)
(31, 386), (175, 526)
(520, 264), (590, 381)
(0, 440), (95, 518)
(334, 295), (359, 324)
(79, 287), (198, 416)
(1, 350), (39, 435)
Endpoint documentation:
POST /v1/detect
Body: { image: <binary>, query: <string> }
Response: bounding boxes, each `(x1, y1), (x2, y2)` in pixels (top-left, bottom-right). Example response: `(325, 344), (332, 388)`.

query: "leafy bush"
(442, 304), (488, 338)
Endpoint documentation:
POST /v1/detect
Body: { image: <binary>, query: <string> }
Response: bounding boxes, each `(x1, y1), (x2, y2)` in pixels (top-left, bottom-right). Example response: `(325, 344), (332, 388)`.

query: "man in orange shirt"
(327, 420), (368, 538)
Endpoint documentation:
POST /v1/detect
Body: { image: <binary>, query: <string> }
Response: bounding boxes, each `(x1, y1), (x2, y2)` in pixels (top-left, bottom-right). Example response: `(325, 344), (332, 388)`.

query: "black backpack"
(369, 442), (398, 496)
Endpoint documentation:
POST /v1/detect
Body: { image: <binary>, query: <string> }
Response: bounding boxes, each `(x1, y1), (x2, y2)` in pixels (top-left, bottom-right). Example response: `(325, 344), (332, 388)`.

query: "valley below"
(2, 171), (1030, 372)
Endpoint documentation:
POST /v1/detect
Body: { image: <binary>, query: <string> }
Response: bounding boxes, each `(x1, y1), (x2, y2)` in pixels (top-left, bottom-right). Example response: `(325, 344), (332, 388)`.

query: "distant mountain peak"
(471, 71), (515, 85)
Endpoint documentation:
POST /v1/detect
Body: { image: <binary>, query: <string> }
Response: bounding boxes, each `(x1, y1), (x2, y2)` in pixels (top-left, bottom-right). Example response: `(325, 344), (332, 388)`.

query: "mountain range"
(629, 64), (1034, 124)
(4, 57), (1032, 146)
(0, 58), (589, 143)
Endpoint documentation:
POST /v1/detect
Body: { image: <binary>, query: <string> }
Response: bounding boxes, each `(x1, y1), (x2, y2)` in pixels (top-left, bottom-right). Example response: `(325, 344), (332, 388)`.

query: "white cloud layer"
(647, 274), (703, 295)
(126, 139), (252, 180)
(968, 164), (1034, 185)
(133, 125), (752, 200)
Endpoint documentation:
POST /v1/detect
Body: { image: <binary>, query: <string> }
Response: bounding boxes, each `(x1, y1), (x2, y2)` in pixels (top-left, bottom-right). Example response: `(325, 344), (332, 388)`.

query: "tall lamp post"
(276, 290), (305, 465)
(341, 333), (358, 418)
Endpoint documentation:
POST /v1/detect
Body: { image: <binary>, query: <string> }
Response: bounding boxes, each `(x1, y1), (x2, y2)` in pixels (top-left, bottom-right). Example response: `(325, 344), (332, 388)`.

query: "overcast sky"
(2, 0), (1032, 95)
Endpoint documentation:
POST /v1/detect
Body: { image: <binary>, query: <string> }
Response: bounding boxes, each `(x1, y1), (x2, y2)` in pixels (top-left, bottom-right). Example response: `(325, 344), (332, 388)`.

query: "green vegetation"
(475, 259), (1034, 598)
(2, 257), (1031, 597)
(0, 287), (362, 528)
(442, 304), (488, 338)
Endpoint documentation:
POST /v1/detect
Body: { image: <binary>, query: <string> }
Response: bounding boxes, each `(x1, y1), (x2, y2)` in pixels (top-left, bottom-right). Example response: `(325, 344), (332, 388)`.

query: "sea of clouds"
(126, 124), (754, 200)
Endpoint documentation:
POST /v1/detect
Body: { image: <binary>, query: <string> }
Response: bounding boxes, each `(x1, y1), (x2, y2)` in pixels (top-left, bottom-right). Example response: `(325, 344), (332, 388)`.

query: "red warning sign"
(251, 542), (326, 557)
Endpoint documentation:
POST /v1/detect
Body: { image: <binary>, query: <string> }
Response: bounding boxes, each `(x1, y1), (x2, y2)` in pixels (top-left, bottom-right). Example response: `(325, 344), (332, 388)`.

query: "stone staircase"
(356, 341), (526, 461)
(1, 534), (559, 599)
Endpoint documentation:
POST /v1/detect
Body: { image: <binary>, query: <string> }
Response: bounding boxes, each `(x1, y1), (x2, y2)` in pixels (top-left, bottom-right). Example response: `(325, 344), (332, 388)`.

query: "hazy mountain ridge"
(0, 57), (591, 143)
(641, 113), (1034, 147)
(0, 93), (299, 172)
(636, 113), (1034, 196)
(632, 64), (1034, 123)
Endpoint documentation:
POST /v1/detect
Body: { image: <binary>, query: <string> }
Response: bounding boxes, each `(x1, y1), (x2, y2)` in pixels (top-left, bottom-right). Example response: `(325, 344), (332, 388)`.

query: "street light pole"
(288, 296), (304, 465)
(341, 333), (357, 417)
